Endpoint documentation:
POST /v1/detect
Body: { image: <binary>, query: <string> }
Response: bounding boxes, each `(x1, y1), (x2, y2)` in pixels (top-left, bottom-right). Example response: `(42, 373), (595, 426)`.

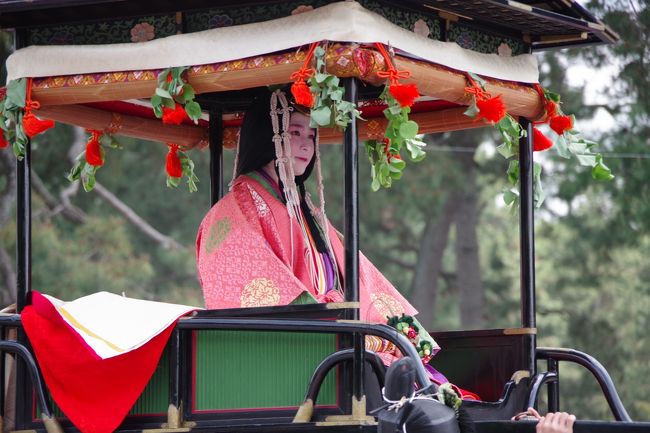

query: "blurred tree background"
(0, 0), (648, 421)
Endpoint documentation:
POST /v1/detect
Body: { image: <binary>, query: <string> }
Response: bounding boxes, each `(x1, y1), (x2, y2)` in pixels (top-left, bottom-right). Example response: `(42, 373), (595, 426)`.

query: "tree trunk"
(454, 149), (484, 329)
(409, 195), (459, 329)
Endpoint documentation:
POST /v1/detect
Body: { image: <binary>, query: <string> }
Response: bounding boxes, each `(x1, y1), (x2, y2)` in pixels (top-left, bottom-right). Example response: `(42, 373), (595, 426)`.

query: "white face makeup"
(288, 112), (315, 177)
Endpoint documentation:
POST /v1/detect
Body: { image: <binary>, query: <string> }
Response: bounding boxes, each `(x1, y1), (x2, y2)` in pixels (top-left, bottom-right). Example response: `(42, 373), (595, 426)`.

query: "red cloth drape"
(21, 291), (174, 433)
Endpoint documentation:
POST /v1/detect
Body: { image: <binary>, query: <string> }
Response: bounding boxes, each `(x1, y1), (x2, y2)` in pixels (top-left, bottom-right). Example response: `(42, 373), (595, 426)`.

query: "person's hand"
(536, 411), (576, 433)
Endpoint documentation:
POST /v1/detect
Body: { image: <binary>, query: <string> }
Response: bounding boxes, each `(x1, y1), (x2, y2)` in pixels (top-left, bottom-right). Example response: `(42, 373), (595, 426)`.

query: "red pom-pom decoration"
(85, 131), (104, 167)
(476, 96), (507, 124)
(389, 83), (420, 108)
(166, 144), (183, 178)
(549, 115), (573, 136)
(0, 132), (8, 149)
(290, 80), (314, 108)
(533, 127), (553, 152)
(162, 104), (188, 125)
(22, 112), (55, 138)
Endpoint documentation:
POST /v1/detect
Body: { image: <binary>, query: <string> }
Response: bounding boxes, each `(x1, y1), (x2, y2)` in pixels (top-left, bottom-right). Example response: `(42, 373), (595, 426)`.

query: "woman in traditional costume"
(195, 88), (477, 398)
(196, 88), (420, 325)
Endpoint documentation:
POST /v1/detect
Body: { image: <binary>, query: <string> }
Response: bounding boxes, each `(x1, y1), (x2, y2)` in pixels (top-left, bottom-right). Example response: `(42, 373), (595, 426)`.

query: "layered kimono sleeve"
(196, 183), (310, 309)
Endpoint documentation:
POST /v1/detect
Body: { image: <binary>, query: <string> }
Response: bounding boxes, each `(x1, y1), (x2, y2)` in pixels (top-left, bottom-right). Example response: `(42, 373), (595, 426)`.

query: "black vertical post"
(547, 358), (559, 412)
(168, 329), (181, 427)
(14, 29), (33, 430)
(519, 118), (536, 376)
(343, 78), (364, 408)
(16, 143), (31, 313)
(209, 108), (224, 206)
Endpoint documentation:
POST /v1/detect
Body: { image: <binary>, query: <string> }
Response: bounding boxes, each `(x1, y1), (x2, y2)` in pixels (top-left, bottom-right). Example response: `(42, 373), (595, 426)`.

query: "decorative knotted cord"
(22, 78), (55, 138)
(270, 90), (300, 216)
(374, 43), (412, 85)
(290, 42), (320, 108)
(463, 72), (491, 102)
(290, 42), (319, 82)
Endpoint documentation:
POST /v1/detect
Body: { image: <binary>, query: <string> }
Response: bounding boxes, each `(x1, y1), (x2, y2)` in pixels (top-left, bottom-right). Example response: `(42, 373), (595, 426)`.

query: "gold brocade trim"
(56, 306), (125, 353)
(240, 278), (281, 307)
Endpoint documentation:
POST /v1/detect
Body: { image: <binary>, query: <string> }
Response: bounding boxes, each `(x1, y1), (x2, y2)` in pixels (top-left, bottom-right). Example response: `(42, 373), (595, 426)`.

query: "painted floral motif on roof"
(184, 0), (442, 41)
(447, 22), (527, 55)
(28, 15), (176, 45)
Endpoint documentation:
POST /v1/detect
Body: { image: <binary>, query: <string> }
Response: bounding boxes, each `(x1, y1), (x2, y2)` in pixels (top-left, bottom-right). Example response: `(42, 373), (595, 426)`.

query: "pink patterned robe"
(196, 175), (417, 323)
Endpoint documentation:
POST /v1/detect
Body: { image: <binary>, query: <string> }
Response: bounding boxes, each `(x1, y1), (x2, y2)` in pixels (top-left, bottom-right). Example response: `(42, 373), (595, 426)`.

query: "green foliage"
(364, 85), (426, 191)
(1, 78), (28, 158)
(152, 66), (202, 123)
(307, 46), (361, 129)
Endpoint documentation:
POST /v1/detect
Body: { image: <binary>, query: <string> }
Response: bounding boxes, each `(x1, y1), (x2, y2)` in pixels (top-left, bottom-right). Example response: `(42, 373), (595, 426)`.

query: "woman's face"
(288, 112), (315, 176)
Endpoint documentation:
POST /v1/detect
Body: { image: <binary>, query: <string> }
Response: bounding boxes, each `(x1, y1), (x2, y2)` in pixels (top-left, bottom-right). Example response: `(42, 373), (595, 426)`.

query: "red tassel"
(162, 104), (188, 125)
(476, 96), (507, 124)
(0, 132), (8, 149)
(389, 83), (420, 108)
(290, 80), (314, 108)
(166, 144), (183, 178)
(549, 115), (573, 135)
(22, 112), (55, 138)
(85, 131), (104, 167)
(545, 100), (557, 118)
(533, 127), (553, 152)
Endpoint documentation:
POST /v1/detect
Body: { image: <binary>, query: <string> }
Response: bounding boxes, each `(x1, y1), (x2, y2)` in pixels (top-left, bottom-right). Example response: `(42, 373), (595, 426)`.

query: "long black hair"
(236, 88), (315, 181)
(236, 88), (326, 252)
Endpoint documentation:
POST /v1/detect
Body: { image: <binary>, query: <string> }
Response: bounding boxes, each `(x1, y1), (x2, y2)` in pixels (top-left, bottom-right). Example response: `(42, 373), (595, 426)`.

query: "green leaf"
(177, 84), (196, 104)
(555, 135), (571, 159)
(468, 72), (486, 87)
(155, 87), (173, 99)
(150, 94), (162, 108)
(157, 70), (170, 85)
(6, 79), (27, 108)
(543, 89), (561, 103)
(67, 160), (84, 181)
(162, 97), (176, 109)
(405, 139), (426, 161)
(166, 175), (181, 188)
(184, 101), (202, 123)
(310, 105), (332, 126)
(81, 164), (97, 192)
(592, 154), (614, 181)
(503, 189), (519, 206)
(496, 142), (516, 159)
(463, 103), (479, 118)
(371, 175), (380, 192)
(314, 46), (325, 58)
(329, 89), (343, 102)
(575, 153), (597, 166)
(398, 120), (419, 140)
(315, 73), (329, 84)
(153, 105), (164, 118)
(507, 160), (519, 185)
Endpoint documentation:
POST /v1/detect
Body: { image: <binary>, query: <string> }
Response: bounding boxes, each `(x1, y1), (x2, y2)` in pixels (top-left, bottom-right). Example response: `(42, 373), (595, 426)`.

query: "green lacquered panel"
(40, 346), (169, 418)
(194, 330), (337, 410)
(129, 345), (169, 415)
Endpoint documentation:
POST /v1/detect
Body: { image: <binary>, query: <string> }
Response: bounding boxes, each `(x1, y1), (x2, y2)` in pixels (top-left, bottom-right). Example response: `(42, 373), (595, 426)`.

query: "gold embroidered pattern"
(370, 292), (405, 318)
(240, 278), (281, 307)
